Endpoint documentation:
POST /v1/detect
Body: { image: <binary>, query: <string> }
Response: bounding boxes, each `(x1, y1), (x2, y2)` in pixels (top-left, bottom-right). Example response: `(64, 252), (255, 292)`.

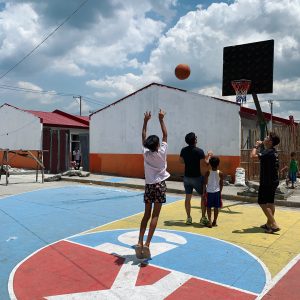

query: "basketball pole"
(252, 93), (268, 141)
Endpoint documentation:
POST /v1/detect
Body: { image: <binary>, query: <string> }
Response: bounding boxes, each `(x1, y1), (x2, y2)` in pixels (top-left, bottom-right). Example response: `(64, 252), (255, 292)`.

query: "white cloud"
(0, 0), (169, 77)
(70, 12), (165, 69)
(273, 78), (300, 100)
(89, 0), (300, 119)
(17, 81), (59, 105)
(50, 59), (86, 77)
(0, 3), (40, 58)
(2, 0), (300, 120)
(87, 71), (160, 100)
(94, 91), (118, 99)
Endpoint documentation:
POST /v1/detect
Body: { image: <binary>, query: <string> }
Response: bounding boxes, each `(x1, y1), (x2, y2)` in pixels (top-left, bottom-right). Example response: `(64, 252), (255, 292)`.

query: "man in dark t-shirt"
(180, 132), (212, 225)
(251, 132), (280, 234)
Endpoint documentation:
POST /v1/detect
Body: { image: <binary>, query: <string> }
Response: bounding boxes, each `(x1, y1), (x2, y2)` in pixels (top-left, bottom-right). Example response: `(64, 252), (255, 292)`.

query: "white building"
(0, 103), (89, 173)
(90, 83), (241, 179)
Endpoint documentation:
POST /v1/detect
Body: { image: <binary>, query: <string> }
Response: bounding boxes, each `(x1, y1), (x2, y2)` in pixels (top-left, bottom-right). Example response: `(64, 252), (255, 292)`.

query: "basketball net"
(231, 79), (251, 104)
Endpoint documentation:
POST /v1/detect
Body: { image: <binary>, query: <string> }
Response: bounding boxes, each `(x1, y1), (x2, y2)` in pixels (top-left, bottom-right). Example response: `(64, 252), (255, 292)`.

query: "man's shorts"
(144, 181), (167, 203)
(183, 176), (203, 195)
(258, 184), (278, 204)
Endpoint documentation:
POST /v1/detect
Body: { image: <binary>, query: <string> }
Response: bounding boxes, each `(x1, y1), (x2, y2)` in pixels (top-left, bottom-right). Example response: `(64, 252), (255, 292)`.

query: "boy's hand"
(144, 111), (151, 121)
(207, 150), (213, 157)
(158, 109), (166, 121)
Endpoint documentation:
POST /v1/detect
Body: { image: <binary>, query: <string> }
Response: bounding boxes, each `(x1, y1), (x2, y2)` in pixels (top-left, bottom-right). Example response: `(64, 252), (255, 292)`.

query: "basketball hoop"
(231, 79), (251, 104)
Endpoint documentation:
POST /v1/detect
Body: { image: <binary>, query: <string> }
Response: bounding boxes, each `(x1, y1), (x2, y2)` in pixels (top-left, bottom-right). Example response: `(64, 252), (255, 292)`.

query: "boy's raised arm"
(142, 111), (151, 145)
(158, 109), (167, 143)
(205, 151), (213, 165)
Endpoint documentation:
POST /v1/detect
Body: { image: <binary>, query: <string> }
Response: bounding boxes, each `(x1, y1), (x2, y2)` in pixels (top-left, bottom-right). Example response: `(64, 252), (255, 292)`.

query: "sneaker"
(186, 217), (192, 225)
(200, 217), (208, 225)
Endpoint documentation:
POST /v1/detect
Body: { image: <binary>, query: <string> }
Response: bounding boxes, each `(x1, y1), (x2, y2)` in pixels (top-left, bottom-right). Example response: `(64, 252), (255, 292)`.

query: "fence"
(240, 125), (300, 181)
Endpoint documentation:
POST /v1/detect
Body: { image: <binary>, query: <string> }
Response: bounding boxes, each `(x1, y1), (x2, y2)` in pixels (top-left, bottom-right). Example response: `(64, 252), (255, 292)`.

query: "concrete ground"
(1, 173), (300, 299)
(60, 173), (300, 207)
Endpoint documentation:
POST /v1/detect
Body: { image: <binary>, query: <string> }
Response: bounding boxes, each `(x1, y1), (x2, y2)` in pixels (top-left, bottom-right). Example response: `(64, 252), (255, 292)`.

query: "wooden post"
(5, 150), (8, 186)
(41, 151), (44, 183)
(36, 151), (39, 182)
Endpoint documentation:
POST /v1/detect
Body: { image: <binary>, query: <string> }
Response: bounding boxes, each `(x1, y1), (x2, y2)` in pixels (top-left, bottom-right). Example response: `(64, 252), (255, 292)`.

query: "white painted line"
(256, 253), (300, 299)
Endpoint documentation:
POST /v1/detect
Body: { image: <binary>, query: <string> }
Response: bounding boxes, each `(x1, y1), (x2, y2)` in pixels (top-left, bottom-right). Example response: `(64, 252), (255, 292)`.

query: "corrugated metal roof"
(25, 110), (89, 128)
(0, 103), (89, 128)
(240, 106), (294, 125)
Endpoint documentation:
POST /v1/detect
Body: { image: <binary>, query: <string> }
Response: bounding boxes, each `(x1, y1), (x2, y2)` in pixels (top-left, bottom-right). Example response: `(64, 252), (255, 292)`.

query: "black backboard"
(222, 39), (274, 96)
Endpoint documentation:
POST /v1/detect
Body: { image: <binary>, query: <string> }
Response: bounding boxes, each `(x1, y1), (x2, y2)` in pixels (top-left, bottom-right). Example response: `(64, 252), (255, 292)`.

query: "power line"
(0, 84), (108, 106)
(247, 99), (300, 103)
(0, 0), (90, 81)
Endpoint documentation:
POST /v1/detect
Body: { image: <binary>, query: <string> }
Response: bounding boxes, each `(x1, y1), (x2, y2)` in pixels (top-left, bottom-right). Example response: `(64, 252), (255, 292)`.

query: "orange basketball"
(175, 64), (190, 80)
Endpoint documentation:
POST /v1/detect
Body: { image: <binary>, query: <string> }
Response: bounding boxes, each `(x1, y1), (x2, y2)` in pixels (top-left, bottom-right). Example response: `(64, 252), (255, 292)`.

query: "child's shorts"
(290, 171), (297, 183)
(206, 191), (222, 208)
(144, 181), (167, 203)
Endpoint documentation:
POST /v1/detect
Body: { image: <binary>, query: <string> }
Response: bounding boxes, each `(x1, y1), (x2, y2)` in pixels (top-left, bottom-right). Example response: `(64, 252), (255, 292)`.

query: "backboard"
(222, 39), (274, 96)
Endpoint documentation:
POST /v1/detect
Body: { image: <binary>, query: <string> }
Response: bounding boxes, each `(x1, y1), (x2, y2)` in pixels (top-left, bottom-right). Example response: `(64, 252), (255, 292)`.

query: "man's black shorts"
(258, 184), (278, 204)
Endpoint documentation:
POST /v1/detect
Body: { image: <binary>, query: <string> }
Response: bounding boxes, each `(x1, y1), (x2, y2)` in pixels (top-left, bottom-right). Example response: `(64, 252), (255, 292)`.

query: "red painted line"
(13, 241), (123, 299)
(166, 278), (256, 300)
(262, 260), (300, 300)
(136, 264), (170, 286)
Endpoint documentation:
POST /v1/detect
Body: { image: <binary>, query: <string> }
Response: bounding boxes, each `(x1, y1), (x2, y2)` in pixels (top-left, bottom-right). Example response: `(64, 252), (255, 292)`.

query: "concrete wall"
(90, 84), (241, 178)
(0, 105), (42, 150)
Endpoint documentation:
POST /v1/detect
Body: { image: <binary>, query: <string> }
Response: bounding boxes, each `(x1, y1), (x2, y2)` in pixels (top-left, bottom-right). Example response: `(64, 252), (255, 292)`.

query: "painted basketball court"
(1, 184), (300, 299)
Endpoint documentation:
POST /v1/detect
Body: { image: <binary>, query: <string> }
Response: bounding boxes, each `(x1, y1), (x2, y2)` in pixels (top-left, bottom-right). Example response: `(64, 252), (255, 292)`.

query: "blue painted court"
(0, 185), (180, 300)
(1, 185), (299, 299)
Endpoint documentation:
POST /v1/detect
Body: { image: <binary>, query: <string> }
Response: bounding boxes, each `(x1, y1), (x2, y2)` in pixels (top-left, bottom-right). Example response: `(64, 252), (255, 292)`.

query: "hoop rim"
(231, 79), (252, 91)
(231, 79), (252, 104)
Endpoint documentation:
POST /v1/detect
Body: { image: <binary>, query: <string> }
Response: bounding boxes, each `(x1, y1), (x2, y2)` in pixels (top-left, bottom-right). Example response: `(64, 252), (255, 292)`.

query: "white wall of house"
(90, 84), (241, 156)
(0, 105), (42, 150)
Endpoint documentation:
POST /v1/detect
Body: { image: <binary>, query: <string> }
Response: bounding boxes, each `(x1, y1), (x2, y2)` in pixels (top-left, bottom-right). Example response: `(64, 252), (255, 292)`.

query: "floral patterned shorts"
(144, 181), (167, 203)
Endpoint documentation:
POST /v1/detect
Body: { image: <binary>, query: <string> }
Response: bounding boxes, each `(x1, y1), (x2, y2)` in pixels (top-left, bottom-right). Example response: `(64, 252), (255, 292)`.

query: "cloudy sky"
(0, 0), (299, 120)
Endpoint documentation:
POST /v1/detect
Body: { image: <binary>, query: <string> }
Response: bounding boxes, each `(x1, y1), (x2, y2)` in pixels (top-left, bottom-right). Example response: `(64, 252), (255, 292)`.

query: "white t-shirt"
(143, 141), (170, 184)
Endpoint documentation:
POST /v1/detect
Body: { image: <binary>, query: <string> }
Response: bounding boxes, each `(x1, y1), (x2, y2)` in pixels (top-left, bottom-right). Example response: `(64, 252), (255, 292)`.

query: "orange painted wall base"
(90, 153), (240, 180)
(0, 151), (39, 170)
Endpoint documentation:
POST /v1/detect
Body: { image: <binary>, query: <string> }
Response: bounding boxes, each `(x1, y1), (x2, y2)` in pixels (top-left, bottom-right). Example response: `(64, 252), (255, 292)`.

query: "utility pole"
(268, 100), (273, 131)
(73, 95), (82, 116)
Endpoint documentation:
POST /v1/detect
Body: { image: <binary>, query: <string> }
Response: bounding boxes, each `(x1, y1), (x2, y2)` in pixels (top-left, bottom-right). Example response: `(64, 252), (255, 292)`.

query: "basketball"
(175, 64), (190, 80)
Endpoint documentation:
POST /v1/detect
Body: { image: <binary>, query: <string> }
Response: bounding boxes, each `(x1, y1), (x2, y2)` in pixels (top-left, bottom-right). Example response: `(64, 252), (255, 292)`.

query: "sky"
(0, 0), (300, 120)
